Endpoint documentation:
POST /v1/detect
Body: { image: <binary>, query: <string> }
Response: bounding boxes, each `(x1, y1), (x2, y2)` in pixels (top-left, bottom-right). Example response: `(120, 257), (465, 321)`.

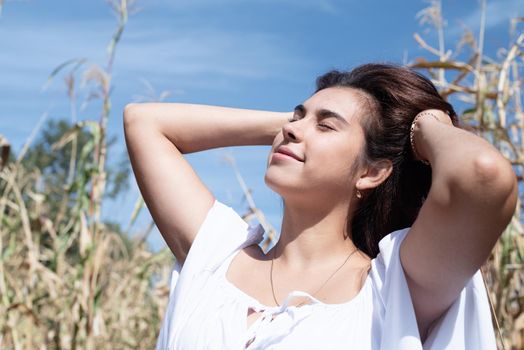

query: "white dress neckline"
(218, 245), (373, 311)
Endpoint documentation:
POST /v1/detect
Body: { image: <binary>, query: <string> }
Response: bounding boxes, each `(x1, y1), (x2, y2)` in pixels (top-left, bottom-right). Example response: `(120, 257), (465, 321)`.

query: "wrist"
(410, 111), (441, 165)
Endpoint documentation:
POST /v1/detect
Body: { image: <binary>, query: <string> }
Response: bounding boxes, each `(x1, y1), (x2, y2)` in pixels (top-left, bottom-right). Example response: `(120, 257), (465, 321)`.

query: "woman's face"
(265, 86), (367, 202)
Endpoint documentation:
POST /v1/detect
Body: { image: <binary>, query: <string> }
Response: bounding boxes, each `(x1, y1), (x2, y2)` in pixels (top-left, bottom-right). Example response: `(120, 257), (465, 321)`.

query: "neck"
(274, 198), (359, 270)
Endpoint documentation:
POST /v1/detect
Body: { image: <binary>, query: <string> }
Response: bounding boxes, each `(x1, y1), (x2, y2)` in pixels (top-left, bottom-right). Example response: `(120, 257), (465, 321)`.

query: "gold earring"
(356, 189), (362, 199)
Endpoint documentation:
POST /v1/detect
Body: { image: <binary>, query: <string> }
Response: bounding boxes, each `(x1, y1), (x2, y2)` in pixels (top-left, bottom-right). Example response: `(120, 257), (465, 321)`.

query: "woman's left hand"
(411, 109), (454, 164)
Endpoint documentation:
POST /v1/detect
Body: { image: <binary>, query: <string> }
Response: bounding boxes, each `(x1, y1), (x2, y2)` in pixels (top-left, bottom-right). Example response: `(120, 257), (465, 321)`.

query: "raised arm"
(123, 103), (288, 263)
(400, 109), (518, 340)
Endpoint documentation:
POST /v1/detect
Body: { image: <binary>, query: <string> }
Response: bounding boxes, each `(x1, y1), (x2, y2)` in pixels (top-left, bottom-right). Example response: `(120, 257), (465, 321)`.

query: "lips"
(275, 146), (304, 162)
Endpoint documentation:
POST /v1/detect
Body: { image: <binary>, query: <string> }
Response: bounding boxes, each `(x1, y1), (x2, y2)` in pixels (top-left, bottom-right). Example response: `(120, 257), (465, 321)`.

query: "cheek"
(306, 158), (352, 184)
(306, 144), (357, 183)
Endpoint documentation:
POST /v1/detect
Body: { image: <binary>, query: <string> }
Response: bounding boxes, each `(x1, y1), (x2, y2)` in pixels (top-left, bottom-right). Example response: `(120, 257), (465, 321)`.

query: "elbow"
(472, 153), (516, 195)
(123, 103), (157, 135)
(123, 103), (141, 129)
(472, 153), (518, 222)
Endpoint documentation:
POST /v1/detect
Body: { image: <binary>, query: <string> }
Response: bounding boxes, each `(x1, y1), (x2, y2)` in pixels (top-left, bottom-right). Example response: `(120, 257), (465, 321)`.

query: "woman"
(124, 64), (517, 349)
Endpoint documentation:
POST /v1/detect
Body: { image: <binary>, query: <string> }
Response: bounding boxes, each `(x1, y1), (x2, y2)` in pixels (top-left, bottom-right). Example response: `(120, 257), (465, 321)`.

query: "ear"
(356, 159), (393, 191)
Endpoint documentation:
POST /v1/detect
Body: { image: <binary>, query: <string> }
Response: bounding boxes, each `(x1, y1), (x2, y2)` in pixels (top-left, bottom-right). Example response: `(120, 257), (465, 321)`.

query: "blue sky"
(1, 0), (522, 250)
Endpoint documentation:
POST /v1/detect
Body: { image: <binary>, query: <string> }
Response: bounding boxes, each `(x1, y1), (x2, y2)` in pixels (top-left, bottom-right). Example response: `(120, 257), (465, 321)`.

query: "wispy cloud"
(118, 29), (309, 88)
(0, 16), (310, 93)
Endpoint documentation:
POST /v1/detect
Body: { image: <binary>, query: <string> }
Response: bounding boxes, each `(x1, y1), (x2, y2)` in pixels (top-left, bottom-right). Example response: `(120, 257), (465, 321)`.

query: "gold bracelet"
(410, 112), (439, 166)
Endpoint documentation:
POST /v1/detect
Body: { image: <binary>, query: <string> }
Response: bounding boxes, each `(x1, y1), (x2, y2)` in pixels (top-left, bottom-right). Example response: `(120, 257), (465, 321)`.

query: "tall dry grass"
(1, 1), (173, 349)
(0, 0), (523, 349)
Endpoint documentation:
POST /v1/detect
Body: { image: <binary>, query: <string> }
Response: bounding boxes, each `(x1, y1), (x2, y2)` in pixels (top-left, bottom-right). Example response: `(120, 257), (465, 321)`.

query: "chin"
(264, 169), (303, 198)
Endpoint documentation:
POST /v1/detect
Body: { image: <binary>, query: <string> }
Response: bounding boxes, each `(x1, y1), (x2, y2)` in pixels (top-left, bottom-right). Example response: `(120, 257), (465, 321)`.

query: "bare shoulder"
(227, 244), (269, 280)
(225, 244), (273, 303)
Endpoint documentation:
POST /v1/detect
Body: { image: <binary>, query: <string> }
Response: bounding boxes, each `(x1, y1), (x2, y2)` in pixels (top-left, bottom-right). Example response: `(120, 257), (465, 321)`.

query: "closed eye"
(318, 123), (335, 131)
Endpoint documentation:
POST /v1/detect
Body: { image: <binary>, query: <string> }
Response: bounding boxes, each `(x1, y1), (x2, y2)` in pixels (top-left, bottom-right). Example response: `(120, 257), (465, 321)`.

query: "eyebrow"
(293, 104), (349, 125)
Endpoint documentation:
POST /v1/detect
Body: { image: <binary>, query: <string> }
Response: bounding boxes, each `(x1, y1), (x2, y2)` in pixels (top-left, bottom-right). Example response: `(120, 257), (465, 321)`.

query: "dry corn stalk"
(412, 2), (524, 347)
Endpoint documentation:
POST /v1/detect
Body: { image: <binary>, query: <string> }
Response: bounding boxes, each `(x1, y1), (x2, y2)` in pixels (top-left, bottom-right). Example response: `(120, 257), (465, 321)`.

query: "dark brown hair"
(316, 63), (458, 257)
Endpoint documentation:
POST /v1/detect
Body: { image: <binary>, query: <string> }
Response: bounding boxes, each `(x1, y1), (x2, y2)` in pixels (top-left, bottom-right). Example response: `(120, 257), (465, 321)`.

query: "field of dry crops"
(1, 0), (523, 349)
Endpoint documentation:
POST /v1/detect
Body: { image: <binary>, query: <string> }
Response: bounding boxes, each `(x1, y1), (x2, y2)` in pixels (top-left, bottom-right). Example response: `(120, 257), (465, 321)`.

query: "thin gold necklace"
(270, 245), (359, 307)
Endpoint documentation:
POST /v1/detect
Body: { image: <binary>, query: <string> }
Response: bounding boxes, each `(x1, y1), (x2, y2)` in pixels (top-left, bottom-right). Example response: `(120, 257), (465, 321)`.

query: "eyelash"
(318, 123), (334, 131)
(287, 116), (335, 131)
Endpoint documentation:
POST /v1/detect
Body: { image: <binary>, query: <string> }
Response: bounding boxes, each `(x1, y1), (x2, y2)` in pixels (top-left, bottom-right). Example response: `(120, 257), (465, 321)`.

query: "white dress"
(155, 200), (497, 349)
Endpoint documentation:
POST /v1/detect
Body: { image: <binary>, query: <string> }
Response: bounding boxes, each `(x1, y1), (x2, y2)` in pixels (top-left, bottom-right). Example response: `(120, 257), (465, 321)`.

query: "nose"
(282, 121), (301, 142)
